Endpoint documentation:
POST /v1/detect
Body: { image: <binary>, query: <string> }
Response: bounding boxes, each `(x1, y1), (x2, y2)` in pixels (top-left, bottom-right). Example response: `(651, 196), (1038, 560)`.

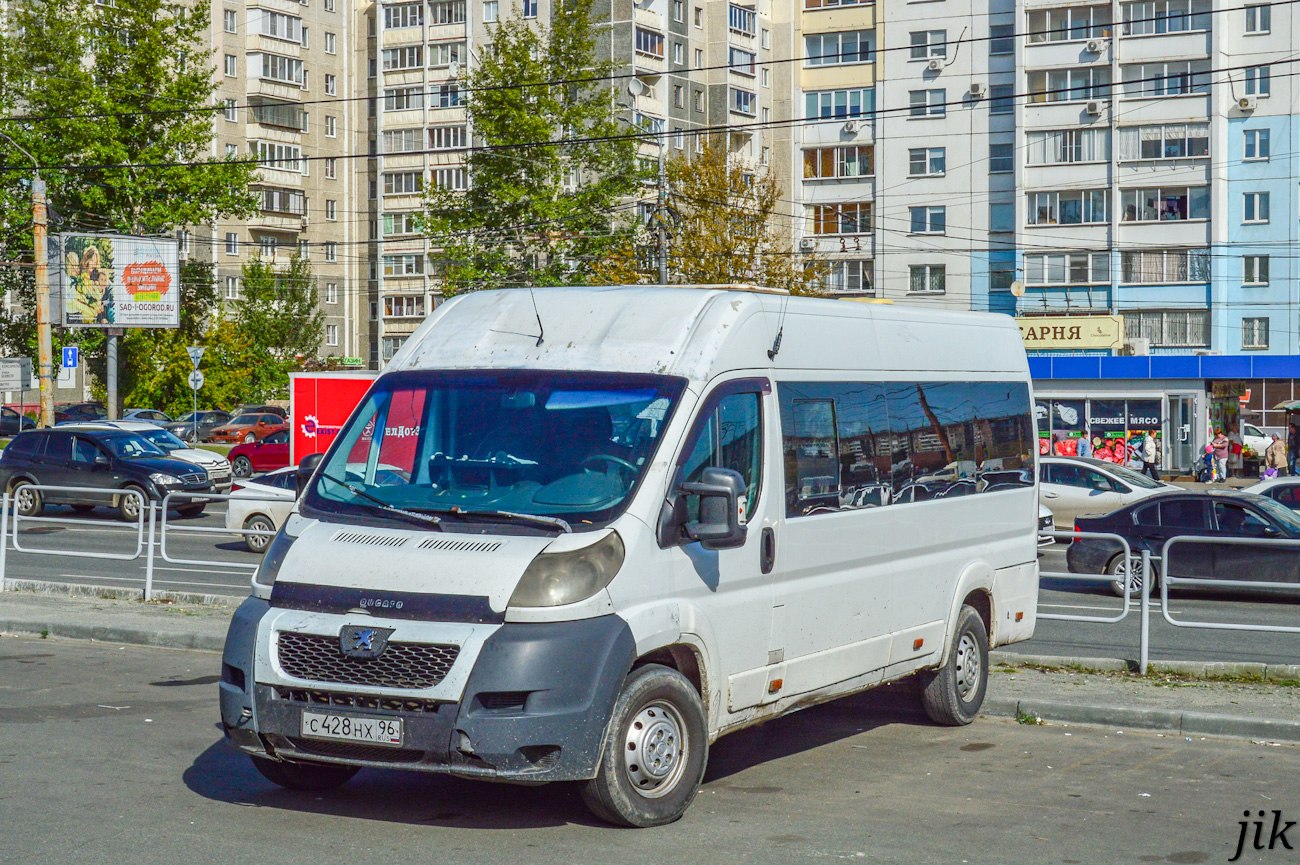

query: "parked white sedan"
(1038, 456), (1178, 529)
(225, 467), (297, 553)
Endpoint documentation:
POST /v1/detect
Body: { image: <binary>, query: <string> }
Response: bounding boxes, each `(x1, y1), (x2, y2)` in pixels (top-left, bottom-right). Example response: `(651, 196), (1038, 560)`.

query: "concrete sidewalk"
(3, 581), (1299, 744)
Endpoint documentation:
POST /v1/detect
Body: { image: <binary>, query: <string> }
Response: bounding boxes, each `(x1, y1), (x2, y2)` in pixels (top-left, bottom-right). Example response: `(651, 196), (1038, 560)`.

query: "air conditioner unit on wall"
(1239, 95), (1258, 111)
(799, 237), (815, 251)
(1122, 338), (1150, 356)
(969, 82), (987, 99)
(1085, 100), (1104, 116)
(843, 119), (860, 135)
(1085, 39), (1105, 53)
(927, 58), (943, 72)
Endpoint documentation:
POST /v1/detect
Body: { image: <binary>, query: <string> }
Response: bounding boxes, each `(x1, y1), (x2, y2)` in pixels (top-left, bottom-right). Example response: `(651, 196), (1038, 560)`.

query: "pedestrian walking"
(1265, 433), (1287, 478)
(1076, 434), (1091, 459)
(1288, 423), (1299, 476)
(1140, 432), (1160, 481)
(1212, 428), (1230, 482)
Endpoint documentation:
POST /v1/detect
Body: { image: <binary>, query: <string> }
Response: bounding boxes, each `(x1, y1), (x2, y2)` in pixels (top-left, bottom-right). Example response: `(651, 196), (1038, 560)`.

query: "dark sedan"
(1067, 490), (1300, 597)
(164, 410), (232, 443)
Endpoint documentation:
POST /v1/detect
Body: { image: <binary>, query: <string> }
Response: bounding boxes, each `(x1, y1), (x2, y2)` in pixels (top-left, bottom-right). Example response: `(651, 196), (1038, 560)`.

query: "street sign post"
(187, 368), (205, 443)
(62, 346), (78, 369)
(0, 358), (32, 391)
(186, 346), (205, 369)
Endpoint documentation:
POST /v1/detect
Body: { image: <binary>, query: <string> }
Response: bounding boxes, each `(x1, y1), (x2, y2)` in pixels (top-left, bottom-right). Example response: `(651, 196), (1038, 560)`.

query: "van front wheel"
(249, 755), (358, 791)
(920, 604), (988, 726)
(580, 663), (708, 828)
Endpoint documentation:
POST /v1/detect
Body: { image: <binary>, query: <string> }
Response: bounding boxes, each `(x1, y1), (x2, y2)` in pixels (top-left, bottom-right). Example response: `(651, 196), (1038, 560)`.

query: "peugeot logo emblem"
(339, 624), (394, 660)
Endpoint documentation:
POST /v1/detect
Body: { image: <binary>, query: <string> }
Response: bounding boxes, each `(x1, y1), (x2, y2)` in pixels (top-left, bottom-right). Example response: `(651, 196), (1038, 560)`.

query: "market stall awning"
(1272, 399), (1300, 411)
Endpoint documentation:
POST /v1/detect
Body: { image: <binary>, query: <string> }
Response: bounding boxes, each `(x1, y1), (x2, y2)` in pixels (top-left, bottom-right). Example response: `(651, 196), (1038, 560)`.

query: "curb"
(0, 617), (226, 652)
(1, 578), (244, 608)
(991, 650), (1300, 682)
(982, 696), (1300, 744)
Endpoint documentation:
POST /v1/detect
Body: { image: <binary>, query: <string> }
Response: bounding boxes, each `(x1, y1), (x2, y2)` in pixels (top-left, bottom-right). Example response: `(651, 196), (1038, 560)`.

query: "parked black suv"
(0, 429), (213, 520)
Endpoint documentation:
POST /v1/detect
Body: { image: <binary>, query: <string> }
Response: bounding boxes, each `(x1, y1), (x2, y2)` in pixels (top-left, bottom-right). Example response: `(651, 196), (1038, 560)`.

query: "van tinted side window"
(779, 380), (1033, 518)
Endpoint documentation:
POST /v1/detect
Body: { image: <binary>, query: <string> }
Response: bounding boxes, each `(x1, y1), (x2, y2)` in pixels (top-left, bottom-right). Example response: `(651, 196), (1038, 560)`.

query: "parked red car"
(208, 413), (287, 444)
(228, 429), (290, 478)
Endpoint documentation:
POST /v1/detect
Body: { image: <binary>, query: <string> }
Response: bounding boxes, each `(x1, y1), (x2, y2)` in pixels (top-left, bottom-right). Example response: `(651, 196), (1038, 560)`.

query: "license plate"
(300, 711), (403, 747)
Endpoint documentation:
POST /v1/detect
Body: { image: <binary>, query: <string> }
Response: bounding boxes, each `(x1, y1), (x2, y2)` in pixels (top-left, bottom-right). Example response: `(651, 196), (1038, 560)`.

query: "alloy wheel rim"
(16, 488), (33, 512)
(622, 700), (688, 799)
(955, 633), (981, 702)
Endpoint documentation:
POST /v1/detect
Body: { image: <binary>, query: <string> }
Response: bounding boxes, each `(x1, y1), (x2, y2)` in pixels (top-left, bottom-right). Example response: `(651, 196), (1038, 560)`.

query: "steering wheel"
(581, 454), (638, 475)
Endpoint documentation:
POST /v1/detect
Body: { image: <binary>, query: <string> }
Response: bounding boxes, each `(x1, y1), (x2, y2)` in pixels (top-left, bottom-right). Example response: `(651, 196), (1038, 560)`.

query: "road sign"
(186, 346), (205, 368)
(0, 358), (31, 390)
(187, 369), (205, 391)
(62, 346), (79, 369)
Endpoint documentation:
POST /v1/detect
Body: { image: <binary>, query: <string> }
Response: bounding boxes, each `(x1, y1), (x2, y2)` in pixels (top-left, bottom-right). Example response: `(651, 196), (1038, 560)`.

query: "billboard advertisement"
(290, 372), (379, 465)
(54, 234), (180, 328)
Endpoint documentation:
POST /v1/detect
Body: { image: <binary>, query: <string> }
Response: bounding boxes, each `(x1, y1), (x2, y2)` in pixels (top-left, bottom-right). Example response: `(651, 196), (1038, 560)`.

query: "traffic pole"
(33, 177), (53, 428)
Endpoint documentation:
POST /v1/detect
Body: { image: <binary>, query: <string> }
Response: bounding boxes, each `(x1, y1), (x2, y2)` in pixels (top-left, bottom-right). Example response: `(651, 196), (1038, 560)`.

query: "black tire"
(232, 455), (253, 478)
(177, 504), (205, 518)
(1107, 554), (1143, 598)
(249, 754), (359, 791)
(117, 486), (148, 522)
(10, 481), (42, 517)
(919, 605), (989, 726)
(580, 663), (708, 828)
(243, 514), (276, 553)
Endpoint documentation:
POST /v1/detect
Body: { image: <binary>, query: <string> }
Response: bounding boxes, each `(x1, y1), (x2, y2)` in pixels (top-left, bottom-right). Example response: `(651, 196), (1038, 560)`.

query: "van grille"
(331, 530), (409, 548)
(416, 538), (504, 553)
(276, 631), (459, 690)
(274, 686), (442, 714)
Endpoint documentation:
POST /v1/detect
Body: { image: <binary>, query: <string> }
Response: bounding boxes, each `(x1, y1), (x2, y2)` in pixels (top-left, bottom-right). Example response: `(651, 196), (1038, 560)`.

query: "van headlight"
(508, 531), (625, 608)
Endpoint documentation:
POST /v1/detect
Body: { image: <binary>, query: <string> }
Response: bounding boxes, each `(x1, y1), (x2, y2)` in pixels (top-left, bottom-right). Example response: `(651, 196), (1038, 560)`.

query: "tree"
(233, 252), (326, 400)
(423, 0), (640, 293)
(595, 136), (826, 294)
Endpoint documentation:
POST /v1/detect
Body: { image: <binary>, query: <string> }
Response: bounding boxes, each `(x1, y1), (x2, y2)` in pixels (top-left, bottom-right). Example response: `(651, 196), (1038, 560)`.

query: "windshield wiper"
(437, 506), (572, 534)
(318, 471), (443, 529)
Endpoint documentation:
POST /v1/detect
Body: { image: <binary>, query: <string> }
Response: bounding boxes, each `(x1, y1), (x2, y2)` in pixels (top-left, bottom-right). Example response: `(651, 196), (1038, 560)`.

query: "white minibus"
(219, 286), (1039, 827)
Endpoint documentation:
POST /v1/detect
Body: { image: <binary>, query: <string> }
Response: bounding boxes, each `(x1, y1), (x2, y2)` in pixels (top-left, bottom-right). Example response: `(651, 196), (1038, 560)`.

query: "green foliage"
(424, 0), (639, 293)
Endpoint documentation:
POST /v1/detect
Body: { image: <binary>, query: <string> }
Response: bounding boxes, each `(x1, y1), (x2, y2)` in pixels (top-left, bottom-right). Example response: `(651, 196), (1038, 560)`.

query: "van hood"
(272, 518), (560, 615)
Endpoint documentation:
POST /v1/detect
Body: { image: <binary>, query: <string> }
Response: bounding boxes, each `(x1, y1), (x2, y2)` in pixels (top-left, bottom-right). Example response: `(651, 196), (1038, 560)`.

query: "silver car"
(1038, 456), (1178, 529)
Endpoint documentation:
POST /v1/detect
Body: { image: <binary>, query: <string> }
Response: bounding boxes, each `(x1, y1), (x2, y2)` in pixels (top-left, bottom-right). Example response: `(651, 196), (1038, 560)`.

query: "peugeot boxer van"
(219, 286), (1039, 827)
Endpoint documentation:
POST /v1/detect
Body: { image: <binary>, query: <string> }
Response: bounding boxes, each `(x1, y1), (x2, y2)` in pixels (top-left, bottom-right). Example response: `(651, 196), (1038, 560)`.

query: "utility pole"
(33, 176), (52, 428)
(656, 139), (668, 285)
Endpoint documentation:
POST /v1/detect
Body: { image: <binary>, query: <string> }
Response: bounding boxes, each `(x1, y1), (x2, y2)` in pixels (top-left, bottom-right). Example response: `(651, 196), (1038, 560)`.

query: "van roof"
(388, 286), (1027, 384)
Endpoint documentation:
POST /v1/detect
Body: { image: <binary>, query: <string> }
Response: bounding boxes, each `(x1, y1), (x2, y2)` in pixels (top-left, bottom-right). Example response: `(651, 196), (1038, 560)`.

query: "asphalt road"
(2, 636), (1295, 865)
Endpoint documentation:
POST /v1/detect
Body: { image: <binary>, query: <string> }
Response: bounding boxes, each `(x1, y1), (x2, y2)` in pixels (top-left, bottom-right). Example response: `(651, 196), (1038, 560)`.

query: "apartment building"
(207, 0), (367, 365)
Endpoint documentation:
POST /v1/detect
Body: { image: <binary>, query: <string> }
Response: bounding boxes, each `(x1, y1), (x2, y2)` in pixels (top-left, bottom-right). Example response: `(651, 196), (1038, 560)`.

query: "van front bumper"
(220, 602), (636, 783)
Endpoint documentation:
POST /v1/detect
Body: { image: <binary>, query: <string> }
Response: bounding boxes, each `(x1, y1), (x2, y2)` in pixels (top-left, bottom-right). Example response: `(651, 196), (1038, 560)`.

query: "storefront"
(1033, 389), (1197, 473)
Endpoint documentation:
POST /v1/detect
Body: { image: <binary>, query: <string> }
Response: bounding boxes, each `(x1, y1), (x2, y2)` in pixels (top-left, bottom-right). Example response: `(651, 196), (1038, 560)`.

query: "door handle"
(760, 527), (776, 575)
(1043, 491), (1059, 499)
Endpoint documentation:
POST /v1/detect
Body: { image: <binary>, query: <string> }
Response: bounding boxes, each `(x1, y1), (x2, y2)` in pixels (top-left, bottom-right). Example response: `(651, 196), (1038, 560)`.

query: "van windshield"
(303, 369), (687, 530)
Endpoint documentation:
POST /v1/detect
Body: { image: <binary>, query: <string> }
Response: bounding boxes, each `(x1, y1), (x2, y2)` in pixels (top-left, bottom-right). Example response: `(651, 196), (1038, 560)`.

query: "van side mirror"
(296, 452), (323, 497)
(681, 467), (748, 550)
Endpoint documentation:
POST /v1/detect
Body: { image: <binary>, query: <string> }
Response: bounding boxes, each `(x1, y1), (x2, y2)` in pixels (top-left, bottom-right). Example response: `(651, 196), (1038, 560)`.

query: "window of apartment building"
(325, 324), (338, 347)
(1245, 65), (1271, 96)
(821, 260), (873, 293)
(909, 30), (946, 60)
(1237, 2), (1268, 30)
(384, 254), (425, 276)
(261, 10), (305, 43)
(259, 187), (307, 215)
(484, 0), (498, 21)
(693, 89), (703, 111)
(224, 232), (239, 255)
(1244, 128), (1270, 160)
(729, 47), (755, 74)
(1027, 128), (1109, 165)
(1024, 251), (1109, 284)
(383, 47), (423, 71)
(383, 212), (422, 235)
(810, 202), (871, 235)
(382, 337), (407, 360)
(325, 0), (335, 11)
(429, 41), (465, 67)
(909, 206), (946, 234)
(989, 252), (1016, 291)
(325, 116), (336, 137)
(673, 42), (684, 65)
(384, 295), (427, 318)
(673, 127), (685, 149)
(1125, 309), (1209, 346)
(325, 158), (337, 179)
(762, 67), (770, 87)
(806, 87), (875, 119)
(1028, 5), (1112, 42)
(989, 202), (1014, 232)
(1244, 255), (1270, 285)
(297, 239), (310, 260)
(1029, 67), (1110, 102)
(729, 4), (756, 35)
(259, 236), (278, 257)
(989, 142), (1014, 172)
(369, 59), (377, 78)
(224, 276), (238, 300)
(324, 242), (338, 262)
(434, 167), (468, 190)
(908, 89), (945, 117)
(989, 24), (1013, 54)
(803, 146), (872, 179)
(259, 53), (305, 86)
(325, 32), (336, 54)
(694, 7), (703, 27)
(805, 0), (869, 7)
(430, 126), (467, 149)
(908, 147), (945, 176)
(224, 54), (236, 77)
(384, 3), (423, 28)
(762, 28), (770, 48)
(636, 28), (665, 57)
(370, 180), (378, 199)
(1028, 189), (1109, 224)
(1243, 317), (1269, 349)
(434, 84), (462, 107)
(909, 265), (945, 294)
(524, 0), (538, 18)
(761, 146), (770, 165)
(225, 143), (239, 158)
(1121, 248), (1210, 282)
(761, 107), (770, 124)
(385, 171), (424, 194)
(1121, 0), (1210, 34)
(673, 0), (683, 21)
(989, 84), (1014, 113)
(1120, 186), (1209, 221)
(1116, 123), (1208, 159)
(385, 86), (424, 111)
(695, 48), (703, 66)
(806, 30), (874, 66)
(223, 8), (237, 32)
(324, 283), (338, 304)
(222, 99), (238, 122)
(382, 128), (423, 154)
(430, 0), (467, 24)
(1244, 191), (1270, 223)
(250, 100), (307, 131)
(325, 200), (337, 221)
(370, 219), (380, 240)
(731, 88), (756, 115)
(673, 85), (684, 108)
(252, 141), (303, 172)
(1121, 61), (1210, 97)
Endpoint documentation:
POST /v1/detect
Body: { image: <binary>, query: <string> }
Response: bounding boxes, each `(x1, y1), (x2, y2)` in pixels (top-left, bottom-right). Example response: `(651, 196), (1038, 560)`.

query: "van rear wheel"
(249, 754), (359, 791)
(580, 663), (708, 828)
(919, 604), (988, 726)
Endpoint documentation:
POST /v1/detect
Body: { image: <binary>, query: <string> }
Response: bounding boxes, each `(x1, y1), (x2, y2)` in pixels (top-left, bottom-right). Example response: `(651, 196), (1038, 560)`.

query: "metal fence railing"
(1159, 535), (1300, 635)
